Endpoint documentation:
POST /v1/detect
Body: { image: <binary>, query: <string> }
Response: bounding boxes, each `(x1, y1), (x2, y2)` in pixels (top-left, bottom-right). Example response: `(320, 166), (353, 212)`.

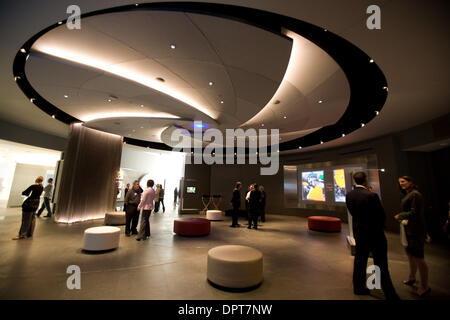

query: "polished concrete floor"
(0, 205), (449, 300)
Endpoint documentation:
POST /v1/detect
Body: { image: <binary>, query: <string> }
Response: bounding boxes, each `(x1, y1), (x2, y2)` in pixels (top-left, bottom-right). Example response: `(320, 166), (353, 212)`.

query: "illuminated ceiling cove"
(13, 2), (387, 151)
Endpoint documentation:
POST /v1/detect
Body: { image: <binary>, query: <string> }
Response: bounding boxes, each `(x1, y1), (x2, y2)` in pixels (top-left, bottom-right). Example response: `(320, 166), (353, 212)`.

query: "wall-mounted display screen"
(301, 171), (325, 201)
(333, 169), (346, 202)
(186, 186), (196, 194)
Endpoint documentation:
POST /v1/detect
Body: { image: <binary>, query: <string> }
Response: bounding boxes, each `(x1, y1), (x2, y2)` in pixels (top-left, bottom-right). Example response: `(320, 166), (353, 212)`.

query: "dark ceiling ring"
(12, 1), (387, 152)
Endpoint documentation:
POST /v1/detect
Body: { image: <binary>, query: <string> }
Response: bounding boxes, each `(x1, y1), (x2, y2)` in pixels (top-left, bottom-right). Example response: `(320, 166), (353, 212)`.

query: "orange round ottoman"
(173, 218), (211, 236)
(308, 216), (341, 232)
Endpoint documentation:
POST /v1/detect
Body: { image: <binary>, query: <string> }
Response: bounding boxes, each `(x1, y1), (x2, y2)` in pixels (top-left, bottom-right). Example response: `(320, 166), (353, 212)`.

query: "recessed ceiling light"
(361, 123), (365, 127)
(30, 98), (35, 103)
(283, 116), (287, 119)
(375, 111), (380, 115)
(135, 3), (139, 6)
(383, 86), (388, 91)
(298, 146), (302, 149)
(208, 81), (214, 86)
(261, 124), (264, 127)
(369, 59), (374, 63)
(156, 77), (165, 82)
(342, 133), (346, 137)
(324, 29), (328, 32)
(277, 150), (280, 153)
(140, 126), (144, 129)
(57, 21), (63, 25)
(320, 141), (324, 144)
(380, 168), (385, 172)
(220, 100), (224, 104)
(64, 95), (68, 98)
(52, 114), (56, 119)
(20, 48), (26, 53)
(107, 99), (112, 102)
(14, 76), (21, 81)
(140, 104), (144, 107)
(26, 54), (30, 61)
(318, 100), (323, 104)
(170, 44), (176, 49)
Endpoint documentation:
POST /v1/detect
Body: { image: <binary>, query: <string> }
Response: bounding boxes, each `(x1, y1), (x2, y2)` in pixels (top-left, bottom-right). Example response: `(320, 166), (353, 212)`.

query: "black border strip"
(12, 2), (387, 152)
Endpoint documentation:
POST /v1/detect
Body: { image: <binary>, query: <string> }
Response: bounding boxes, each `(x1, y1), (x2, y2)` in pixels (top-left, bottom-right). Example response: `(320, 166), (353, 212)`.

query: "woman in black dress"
(395, 176), (430, 296)
(12, 176), (44, 240)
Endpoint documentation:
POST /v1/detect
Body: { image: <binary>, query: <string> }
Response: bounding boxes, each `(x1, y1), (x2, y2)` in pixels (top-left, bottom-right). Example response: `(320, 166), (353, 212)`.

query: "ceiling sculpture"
(13, 2), (386, 152)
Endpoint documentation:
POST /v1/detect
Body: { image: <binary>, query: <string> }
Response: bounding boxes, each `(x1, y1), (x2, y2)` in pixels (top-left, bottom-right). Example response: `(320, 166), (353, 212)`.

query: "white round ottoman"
(104, 211), (126, 225)
(207, 245), (263, 290)
(206, 210), (224, 221)
(83, 226), (120, 251)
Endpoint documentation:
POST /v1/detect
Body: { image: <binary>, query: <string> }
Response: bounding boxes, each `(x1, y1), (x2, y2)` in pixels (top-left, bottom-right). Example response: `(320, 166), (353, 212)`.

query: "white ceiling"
(0, 0), (449, 152)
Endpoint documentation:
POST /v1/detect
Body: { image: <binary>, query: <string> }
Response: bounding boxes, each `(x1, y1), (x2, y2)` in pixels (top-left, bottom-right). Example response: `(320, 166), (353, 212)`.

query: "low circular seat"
(104, 211), (126, 225)
(206, 210), (223, 221)
(173, 218), (210, 236)
(207, 245), (263, 290)
(308, 216), (342, 232)
(83, 226), (121, 251)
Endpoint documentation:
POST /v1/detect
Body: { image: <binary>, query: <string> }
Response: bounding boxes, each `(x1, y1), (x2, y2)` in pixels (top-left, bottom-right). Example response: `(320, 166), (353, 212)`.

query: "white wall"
(7, 163), (54, 207)
(120, 145), (185, 202)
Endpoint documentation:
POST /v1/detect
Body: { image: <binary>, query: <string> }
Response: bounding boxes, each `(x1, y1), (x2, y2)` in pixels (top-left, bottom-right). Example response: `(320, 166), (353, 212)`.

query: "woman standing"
(12, 176), (44, 240)
(395, 176), (430, 297)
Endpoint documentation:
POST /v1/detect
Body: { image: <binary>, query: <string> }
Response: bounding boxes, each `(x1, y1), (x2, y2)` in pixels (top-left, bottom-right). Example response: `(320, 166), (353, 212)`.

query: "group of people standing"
(230, 181), (266, 229)
(346, 172), (430, 299)
(123, 180), (165, 240)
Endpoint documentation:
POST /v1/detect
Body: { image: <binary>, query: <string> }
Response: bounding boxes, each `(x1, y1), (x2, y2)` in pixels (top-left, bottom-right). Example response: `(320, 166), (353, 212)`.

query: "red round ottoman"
(308, 216), (341, 232)
(173, 218), (211, 236)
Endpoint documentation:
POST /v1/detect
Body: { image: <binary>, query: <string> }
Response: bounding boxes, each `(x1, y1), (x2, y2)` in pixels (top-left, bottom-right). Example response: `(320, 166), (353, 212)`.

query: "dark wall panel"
(55, 124), (122, 223)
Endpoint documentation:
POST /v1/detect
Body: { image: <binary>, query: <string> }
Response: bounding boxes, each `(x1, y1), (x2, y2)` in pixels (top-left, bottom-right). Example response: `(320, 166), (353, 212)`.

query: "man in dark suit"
(230, 182), (242, 227)
(346, 171), (399, 300)
(248, 183), (261, 230)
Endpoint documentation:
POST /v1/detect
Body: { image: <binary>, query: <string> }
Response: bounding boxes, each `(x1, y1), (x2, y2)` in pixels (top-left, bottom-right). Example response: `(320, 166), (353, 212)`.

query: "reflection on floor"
(0, 206), (449, 300)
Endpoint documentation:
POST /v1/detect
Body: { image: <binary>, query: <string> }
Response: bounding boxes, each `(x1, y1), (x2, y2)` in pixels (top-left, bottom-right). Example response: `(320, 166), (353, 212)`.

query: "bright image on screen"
(186, 186), (196, 194)
(301, 171), (325, 201)
(334, 169), (346, 202)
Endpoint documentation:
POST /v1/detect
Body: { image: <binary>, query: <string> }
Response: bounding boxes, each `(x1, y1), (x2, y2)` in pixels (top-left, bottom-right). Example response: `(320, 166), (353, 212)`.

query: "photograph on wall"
(186, 186), (196, 194)
(301, 171), (325, 201)
(333, 169), (346, 202)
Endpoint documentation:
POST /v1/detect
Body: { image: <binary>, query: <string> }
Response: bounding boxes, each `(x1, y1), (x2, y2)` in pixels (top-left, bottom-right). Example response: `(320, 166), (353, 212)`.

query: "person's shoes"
(236, 224), (241, 227)
(44, 215), (51, 218)
(253, 227), (258, 230)
(136, 238), (142, 241)
(403, 279), (416, 286)
(354, 288), (371, 295)
(417, 287), (431, 297)
(247, 226), (251, 229)
(131, 231), (138, 235)
(125, 233), (131, 237)
(12, 236), (24, 240)
(230, 225), (236, 228)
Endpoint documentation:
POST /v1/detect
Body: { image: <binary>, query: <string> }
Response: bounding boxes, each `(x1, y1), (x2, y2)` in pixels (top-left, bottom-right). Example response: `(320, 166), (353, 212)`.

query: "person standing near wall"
(395, 176), (430, 297)
(159, 185), (165, 213)
(124, 180), (141, 236)
(136, 179), (155, 241)
(248, 183), (261, 230)
(154, 184), (161, 212)
(36, 178), (53, 218)
(258, 185), (266, 223)
(12, 176), (44, 240)
(173, 187), (178, 203)
(230, 181), (242, 227)
(345, 171), (399, 300)
(123, 183), (130, 212)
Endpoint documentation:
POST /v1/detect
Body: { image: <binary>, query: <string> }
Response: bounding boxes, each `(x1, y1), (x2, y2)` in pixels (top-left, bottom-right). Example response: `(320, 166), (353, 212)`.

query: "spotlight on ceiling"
(283, 116), (287, 119)
(383, 86), (388, 91)
(30, 98), (35, 103)
(64, 95), (69, 98)
(298, 146), (302, 149)
(375, 111), (380, 115)
(57, 21), (63, 25)
(369, 59), (374, 63)
(107, 95), (118, 102)
(361, 123), (365, 127)
(342, 133), (346, 137)
(51, 114), (56, 119)
(320, 141), (324, 144)
(14, 76), (21, 81)
(318, 100), (323, 104)
(170, 44), (176, 49)
(140, 104), (144, 108)
(20, 48), (26, 53)
(192, 123), (209, 129)
(261, 124), (265, 127)
(208, 81), (214, 86)
(220, 100), (224, 104)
